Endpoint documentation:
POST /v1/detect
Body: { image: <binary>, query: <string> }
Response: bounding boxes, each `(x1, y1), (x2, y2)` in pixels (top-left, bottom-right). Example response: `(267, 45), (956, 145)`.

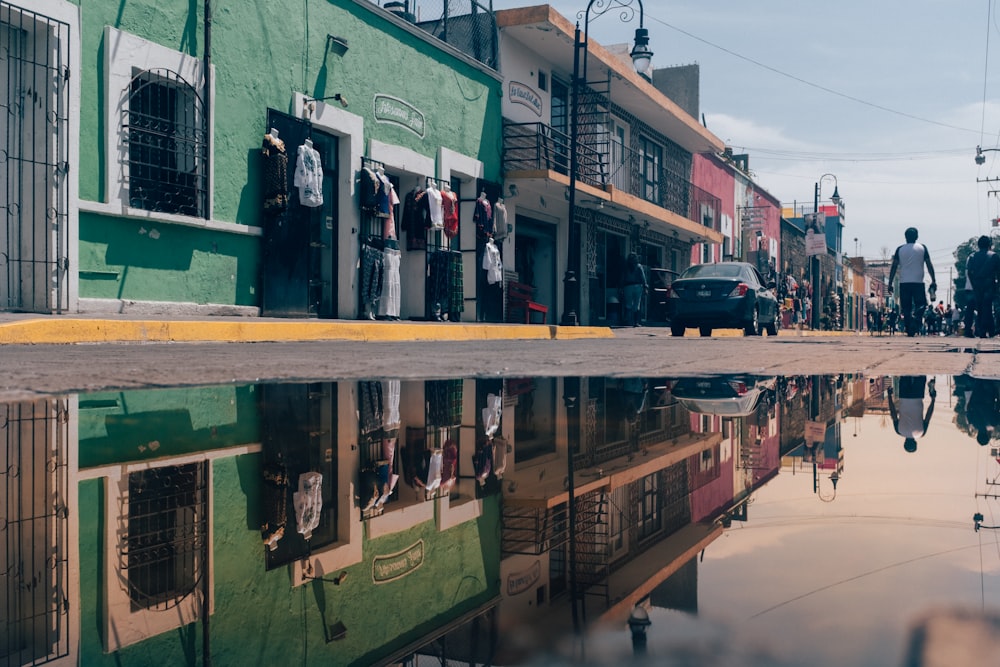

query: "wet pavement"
(3, 370), (999, 666)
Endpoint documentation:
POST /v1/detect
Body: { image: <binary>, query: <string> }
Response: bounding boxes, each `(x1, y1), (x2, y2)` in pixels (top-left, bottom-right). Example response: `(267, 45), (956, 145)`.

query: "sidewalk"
(0, 313), (614, 344)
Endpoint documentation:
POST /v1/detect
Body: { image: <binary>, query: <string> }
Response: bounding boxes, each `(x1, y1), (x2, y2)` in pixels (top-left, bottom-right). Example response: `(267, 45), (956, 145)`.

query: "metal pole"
(812, 183), (820, 330)
(562, 25), (583, 326)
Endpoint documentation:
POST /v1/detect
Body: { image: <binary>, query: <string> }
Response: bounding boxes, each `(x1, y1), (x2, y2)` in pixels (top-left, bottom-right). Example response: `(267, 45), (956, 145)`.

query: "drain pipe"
(201, 4), (213, 664)
(203, 0), (213, 221)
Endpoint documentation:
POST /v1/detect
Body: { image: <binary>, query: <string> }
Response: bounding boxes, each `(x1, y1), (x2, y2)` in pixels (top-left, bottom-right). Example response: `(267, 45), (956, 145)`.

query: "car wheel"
(671, 325), (685, 337)
(699, 326), (712, 337)
(744, 307), (760, 336)
(765, 310), (779, 336)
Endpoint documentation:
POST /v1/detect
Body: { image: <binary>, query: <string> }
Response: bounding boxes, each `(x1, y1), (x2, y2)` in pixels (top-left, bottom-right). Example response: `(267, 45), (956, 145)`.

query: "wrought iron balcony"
(504, 121), (720, 231)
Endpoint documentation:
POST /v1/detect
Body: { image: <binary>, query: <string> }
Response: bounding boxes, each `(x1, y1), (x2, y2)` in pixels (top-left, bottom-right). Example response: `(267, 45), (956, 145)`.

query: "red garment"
(442, 190), (459, 238)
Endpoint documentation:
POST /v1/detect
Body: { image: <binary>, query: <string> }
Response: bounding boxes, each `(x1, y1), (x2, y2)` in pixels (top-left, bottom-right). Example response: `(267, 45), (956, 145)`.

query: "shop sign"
(805, 420), (826, 443)
(508, 81), (543, 116)
(374, 94), (426, 138)
(372, 539), (424, 583)
(507, 560), (541, 596)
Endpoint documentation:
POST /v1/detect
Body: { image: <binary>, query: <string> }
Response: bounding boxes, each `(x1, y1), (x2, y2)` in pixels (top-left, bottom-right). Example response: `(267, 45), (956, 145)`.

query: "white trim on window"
(103, 26), (214, 220)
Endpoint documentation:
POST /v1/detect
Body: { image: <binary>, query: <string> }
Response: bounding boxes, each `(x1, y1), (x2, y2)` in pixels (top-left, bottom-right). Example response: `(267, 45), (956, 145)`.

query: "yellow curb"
(0, 319), (614, 345)
(552, 325), (616, 340)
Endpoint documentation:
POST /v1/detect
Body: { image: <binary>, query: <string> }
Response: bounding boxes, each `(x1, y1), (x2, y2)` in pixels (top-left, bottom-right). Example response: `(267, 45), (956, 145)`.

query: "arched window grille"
(123, 68), (208, 218)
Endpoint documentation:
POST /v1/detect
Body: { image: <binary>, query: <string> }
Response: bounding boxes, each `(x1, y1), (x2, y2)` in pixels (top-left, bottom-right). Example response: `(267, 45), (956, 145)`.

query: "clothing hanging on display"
(377, 244), (401, 319)
(439, 440), (458, 496)
(428, 250), (463, 320)
(375, 169), (393, 219)
(384, 182), (400, 239)
(402, 186), (428, 250)
(293, 139), (324, 207)
(375, 436), (399, 509)
(260, 462), (289, 551)
(359, 468), (380, 512)
(262, 129), (288, 214)
(474, 192), (493, 238)
(482, 391), (503, 438)
(293, 471), (323, 540)
(360, 242), (385, 318)
(359, 167), (381, 214)
(442, 186), (459, 238)
(492, 436), (508, 478)
(493, 198), (508, 240)
(359, 380), (384, 435)
(383, 379), (401, 430)
(424, 448), (443, 496)
(474, 439), (493, 485)
(425, 183), (444, 230)
(483, 238), (503, 285)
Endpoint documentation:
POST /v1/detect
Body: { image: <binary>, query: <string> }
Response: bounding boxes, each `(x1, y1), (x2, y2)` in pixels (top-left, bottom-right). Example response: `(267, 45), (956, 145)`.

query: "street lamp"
(974, 145), (1000, 165)
(627, 604), (651, 656)
(811, 174), (841, 330)
(563, 0), (653, 325)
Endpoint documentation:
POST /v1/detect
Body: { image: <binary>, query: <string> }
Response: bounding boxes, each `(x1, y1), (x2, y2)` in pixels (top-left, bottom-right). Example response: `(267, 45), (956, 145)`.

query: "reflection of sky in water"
(692, 374), (1000, 666)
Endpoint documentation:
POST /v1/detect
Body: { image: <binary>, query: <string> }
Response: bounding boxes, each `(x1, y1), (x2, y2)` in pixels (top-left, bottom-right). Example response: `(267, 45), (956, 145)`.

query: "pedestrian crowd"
(871, 228), (1000, 338)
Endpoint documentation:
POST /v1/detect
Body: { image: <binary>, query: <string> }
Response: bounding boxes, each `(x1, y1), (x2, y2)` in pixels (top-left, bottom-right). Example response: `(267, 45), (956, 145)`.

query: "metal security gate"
(0, 2), (71, 313)
(1, 399), (71, 666)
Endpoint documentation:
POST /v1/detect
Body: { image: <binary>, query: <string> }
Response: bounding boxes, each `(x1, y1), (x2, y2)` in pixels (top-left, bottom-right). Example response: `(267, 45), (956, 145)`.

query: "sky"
(489, 0), (1000, 300)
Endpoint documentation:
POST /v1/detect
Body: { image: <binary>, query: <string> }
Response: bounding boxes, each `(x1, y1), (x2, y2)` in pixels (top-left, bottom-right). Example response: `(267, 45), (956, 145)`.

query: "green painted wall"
(77, 455), (502, 666)
(78, 212), (260, 305)
(78, 385), (260, 468)
(70, 0), (502, 307)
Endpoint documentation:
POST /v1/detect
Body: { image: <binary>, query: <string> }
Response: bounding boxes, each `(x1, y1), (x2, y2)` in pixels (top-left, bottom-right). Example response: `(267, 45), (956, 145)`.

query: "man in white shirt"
(887, 227), (937, 337)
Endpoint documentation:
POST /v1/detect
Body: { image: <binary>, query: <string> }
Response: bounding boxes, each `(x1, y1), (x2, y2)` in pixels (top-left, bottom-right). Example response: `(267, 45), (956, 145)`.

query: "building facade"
(497, 5), (725, 327)
(3, 0), (503, 322)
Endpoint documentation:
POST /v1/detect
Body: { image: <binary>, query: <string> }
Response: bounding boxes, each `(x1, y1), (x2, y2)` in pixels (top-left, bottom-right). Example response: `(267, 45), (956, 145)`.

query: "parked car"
(667, 261), (779, 337)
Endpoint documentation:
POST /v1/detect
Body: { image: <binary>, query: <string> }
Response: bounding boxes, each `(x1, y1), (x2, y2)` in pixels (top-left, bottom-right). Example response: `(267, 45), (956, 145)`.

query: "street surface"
(2, 328), (999, 401)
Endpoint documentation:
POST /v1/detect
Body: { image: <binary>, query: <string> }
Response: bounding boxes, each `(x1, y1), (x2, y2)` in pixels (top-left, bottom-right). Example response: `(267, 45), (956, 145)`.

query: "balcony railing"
(503, 121), (720, 231)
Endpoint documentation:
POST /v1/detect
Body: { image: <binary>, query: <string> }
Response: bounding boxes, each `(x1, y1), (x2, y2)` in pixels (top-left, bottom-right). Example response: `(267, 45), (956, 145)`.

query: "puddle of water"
(3, 374), (999, 666)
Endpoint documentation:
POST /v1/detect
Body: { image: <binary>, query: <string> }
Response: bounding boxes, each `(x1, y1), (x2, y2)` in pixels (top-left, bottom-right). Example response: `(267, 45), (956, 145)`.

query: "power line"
(649, 14), (988, 137)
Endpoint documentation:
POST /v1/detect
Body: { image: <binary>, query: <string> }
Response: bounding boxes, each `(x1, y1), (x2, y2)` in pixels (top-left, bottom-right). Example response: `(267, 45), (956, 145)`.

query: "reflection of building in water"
(5, 375), (823, 665)
(495, 376), (777, 661)
(779, 375), (847, 498)
(1, 398), (76, 665)
(54, 381), (509, 666)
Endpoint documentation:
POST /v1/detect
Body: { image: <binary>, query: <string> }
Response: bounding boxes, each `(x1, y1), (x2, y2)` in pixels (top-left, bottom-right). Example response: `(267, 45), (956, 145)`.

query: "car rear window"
(682, 264), (743, 279)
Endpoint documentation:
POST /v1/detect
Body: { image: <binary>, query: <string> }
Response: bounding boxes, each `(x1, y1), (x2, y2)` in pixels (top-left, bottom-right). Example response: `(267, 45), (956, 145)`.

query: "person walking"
(887, 227), (937, 337)
(620, 252), (648, 327)
(965, 234), (1000, 338)
(865, 291), (883, 335)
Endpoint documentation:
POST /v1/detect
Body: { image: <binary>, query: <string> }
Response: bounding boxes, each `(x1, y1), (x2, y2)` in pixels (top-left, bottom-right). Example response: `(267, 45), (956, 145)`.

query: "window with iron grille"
(125, 69), (207, 217)
(105, 27), (211, 219)
(124, 463), (206, 611)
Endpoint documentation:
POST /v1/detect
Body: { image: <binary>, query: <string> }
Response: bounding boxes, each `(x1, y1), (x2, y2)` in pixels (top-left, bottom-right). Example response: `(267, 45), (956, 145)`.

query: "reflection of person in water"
(963, 376), (1000, 446)
(887, 376), (936, 453)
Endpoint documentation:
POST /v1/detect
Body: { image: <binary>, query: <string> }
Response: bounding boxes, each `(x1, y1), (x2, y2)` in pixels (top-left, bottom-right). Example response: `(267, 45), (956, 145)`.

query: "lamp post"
(563, 0), (653, 325)
(811, 174), (841, 330)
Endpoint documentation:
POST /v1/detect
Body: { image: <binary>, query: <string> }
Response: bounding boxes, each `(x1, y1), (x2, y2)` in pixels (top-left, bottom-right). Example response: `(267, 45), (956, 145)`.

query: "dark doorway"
(261, 109), (339, 317)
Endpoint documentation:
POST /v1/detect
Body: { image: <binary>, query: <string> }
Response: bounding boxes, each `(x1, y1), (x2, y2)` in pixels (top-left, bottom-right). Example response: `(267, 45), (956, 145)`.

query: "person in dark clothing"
(965, 235), (1000, 338)
(620, 253), (648, 327)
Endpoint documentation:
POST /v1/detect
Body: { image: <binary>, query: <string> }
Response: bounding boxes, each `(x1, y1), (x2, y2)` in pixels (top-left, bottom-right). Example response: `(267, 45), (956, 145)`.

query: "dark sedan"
(667, 261), (779, 337)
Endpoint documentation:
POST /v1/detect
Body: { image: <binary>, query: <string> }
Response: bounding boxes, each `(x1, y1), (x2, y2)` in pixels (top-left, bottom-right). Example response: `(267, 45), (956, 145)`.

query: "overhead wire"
(647, 12), (987, 137)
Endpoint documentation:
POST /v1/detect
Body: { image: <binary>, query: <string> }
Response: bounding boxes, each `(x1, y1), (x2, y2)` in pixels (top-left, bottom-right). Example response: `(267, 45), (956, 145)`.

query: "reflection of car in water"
(671, 376), (777, 417)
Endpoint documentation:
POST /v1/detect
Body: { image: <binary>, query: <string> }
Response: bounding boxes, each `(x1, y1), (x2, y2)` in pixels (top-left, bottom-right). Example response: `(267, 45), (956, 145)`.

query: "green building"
(2, 0), (502, 320)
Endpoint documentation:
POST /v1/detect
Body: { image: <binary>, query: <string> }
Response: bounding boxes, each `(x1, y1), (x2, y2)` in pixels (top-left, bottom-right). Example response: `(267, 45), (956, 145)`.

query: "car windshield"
(681, 263), (744, 279)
